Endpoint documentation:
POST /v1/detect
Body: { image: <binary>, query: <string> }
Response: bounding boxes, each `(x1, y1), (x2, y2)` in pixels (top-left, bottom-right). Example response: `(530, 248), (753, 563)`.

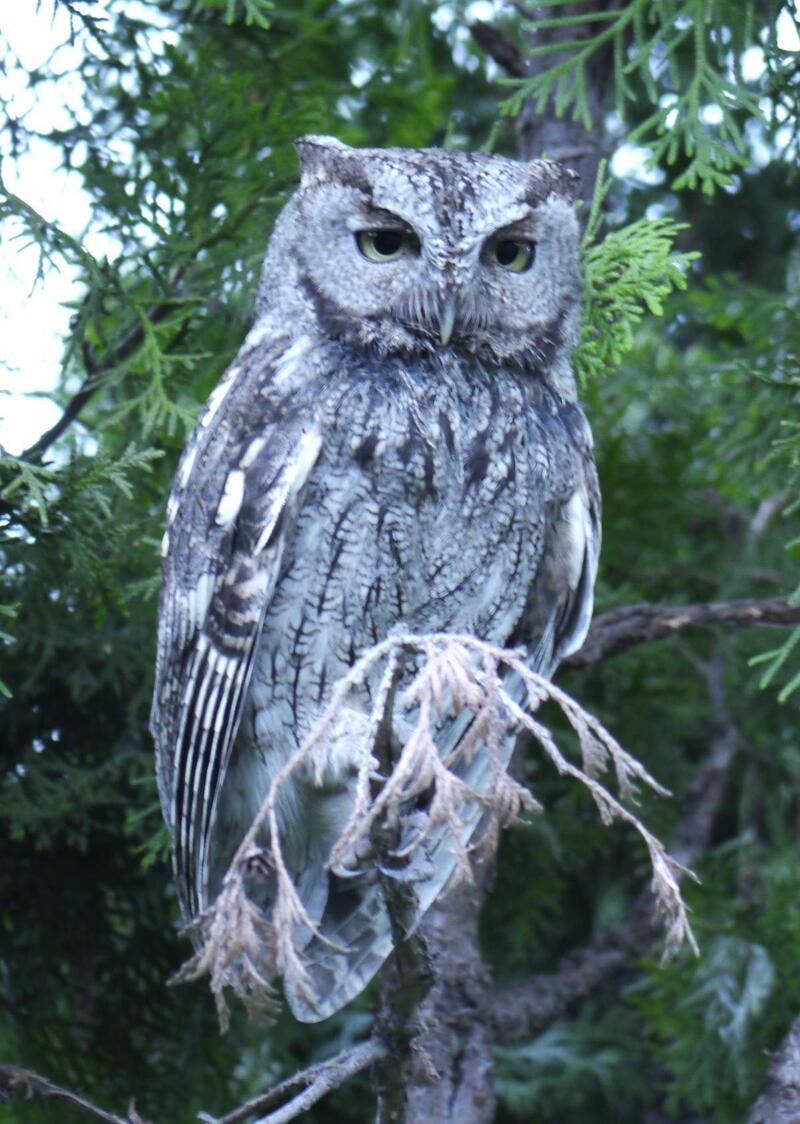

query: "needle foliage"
(1, 2), (798, 1121)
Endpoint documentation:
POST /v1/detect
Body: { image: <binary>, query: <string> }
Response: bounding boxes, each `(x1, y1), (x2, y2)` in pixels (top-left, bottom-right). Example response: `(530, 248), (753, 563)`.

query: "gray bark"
(515, 1), (625, 204)
(750, 1015), (800, 1124)
(404, 885), (497, 1124)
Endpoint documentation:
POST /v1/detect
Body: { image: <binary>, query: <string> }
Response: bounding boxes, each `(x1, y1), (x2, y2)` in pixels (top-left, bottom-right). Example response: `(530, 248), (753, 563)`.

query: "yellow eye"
(493, 238), (535, 273)
(356, 229), (416, 262)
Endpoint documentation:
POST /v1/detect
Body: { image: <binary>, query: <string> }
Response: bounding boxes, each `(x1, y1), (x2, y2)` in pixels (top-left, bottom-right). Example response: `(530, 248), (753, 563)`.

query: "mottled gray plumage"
(151, 136), (600, 1021)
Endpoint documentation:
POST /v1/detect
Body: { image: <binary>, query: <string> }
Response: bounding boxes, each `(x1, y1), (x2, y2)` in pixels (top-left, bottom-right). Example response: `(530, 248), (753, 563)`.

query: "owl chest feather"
(244, 353), (579, 749)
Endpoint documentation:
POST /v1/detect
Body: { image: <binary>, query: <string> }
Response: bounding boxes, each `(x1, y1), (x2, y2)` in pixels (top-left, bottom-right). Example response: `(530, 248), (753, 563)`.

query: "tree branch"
(21, 295), (185, 462)
(514, 1), (625, 204)
(401, 883), (498, 1123)
(468, 21), (526, 77)
(490, 928), (636, 1042)
(565, 595), (800, 670)
(750, 1014), (800, 1124)
(0, 1065), (144, 1124)
(198, 1040), (386, 1124)
(372, 658), (437, 1123)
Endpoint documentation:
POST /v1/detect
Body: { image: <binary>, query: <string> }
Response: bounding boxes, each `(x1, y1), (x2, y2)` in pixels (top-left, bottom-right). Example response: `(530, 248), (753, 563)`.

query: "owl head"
(258, 135), (582, 388)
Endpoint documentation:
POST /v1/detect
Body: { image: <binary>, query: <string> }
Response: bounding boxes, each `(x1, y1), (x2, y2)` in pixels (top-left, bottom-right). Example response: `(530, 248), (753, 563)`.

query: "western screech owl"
(151, 136), (600, 1021)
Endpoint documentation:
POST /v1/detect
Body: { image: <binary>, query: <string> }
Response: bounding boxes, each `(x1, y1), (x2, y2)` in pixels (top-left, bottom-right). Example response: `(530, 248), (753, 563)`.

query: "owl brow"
(356, 207), (414, 231)
(490, 215), (538, 240)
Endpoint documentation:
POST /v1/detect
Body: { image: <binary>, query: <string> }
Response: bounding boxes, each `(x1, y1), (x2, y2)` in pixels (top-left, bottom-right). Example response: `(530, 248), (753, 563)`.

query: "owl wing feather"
(151, 336), (322, 919)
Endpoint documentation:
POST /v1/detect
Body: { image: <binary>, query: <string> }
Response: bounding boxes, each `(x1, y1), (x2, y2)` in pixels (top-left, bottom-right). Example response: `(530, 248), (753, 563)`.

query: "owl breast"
(241, 349), (582, 752)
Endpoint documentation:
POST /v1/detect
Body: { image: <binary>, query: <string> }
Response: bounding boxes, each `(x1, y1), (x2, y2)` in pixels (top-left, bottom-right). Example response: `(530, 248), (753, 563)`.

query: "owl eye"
(493, 239), (535, 273)
(356, 229), (417, 262)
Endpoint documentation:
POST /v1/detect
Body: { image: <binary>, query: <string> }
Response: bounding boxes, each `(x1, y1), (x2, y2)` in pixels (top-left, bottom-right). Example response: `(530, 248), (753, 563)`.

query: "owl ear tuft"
(295, 135), (360, 187)
(525, 159), (580, 205)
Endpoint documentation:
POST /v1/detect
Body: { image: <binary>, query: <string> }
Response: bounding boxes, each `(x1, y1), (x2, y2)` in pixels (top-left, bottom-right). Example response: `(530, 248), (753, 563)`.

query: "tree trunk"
(750, 1015), (800, 1124)
(515, 1), (623, 202)
(400, 886), (497, 1124)
(382, 7), (618, 1119)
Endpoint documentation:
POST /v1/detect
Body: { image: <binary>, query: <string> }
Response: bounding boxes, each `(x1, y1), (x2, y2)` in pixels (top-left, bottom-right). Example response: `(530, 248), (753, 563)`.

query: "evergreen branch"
(565, 596), (800, 670)
(21, 295), (185, 461)
(222, 0), (274, 29)
(197, 1041), (385, 1124)
(0, 1065), (145, 1124)
(499, 0), (768, 193)
(0, 170), (105, 287)
(576, 214), (698, 381)
(52, 0), (112, 47)
(16, 191), (264, 460)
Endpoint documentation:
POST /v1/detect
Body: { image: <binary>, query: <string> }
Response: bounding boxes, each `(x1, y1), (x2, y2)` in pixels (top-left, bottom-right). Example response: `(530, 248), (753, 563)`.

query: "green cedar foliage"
(1, 2), (798, 1122)
(500, 0), (797, 193)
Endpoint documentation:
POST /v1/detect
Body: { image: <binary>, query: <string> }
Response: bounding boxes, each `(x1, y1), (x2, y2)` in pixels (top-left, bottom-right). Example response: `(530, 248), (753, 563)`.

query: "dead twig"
(492, 645), (745, 1043)
(0, 1065), (146, 1124)
(198, 1040), (386, 1124)
(178, 632), (696, 1035)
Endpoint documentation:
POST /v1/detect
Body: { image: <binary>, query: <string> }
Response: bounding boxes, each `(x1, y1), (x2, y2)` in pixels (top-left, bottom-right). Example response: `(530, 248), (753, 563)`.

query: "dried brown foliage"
(175, 633), (698, 1027)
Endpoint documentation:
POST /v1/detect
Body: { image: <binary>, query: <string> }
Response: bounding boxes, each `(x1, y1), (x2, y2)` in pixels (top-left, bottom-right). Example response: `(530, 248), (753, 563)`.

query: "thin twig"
(491, 644), (745, 1043)
(0, 1065), (143, 1124)
(468, 21), (527, 76)
(21, 296), (185, 461)
(198, 1040), (386, 1124)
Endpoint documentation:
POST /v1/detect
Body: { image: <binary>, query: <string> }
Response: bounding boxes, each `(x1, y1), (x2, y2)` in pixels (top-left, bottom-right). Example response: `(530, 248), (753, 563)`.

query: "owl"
(151, 136), (600, 1022)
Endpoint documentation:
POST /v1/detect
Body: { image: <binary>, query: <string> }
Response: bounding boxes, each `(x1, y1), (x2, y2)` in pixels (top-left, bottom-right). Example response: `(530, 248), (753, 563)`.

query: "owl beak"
(438, 295), (457, 346)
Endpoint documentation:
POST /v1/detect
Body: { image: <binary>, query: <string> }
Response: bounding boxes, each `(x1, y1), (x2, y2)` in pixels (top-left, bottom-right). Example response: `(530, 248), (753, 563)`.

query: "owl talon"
(241, 844), (273, 882)
(329, 836), (375, 879)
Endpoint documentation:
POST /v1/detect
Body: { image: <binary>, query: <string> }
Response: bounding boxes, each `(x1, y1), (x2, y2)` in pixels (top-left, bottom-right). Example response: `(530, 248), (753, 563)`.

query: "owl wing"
(151, 334), (321, 920)
(526, 431), (601, 675)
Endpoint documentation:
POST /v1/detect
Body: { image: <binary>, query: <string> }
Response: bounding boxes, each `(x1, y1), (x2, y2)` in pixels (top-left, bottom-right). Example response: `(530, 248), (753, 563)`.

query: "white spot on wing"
(240, 436), (267, 469)
(296, 429), (323, 474)
(556, 489), (598, 661)
(243, 319), (271, 351)
(178, 443), (198, 488)
(201, 366), (239, 429)
(272, 336), (311, 391)
(189, 573), (215, 630)
(253, 429), (322, 555)
(216, 469), (246, 527)
(563, 491), (588, 588)
(160, 530), (170, 558)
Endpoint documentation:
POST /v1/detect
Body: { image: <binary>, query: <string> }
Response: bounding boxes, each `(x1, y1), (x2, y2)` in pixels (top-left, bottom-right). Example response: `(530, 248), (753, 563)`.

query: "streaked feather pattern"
(152, 136), (600, 1022)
